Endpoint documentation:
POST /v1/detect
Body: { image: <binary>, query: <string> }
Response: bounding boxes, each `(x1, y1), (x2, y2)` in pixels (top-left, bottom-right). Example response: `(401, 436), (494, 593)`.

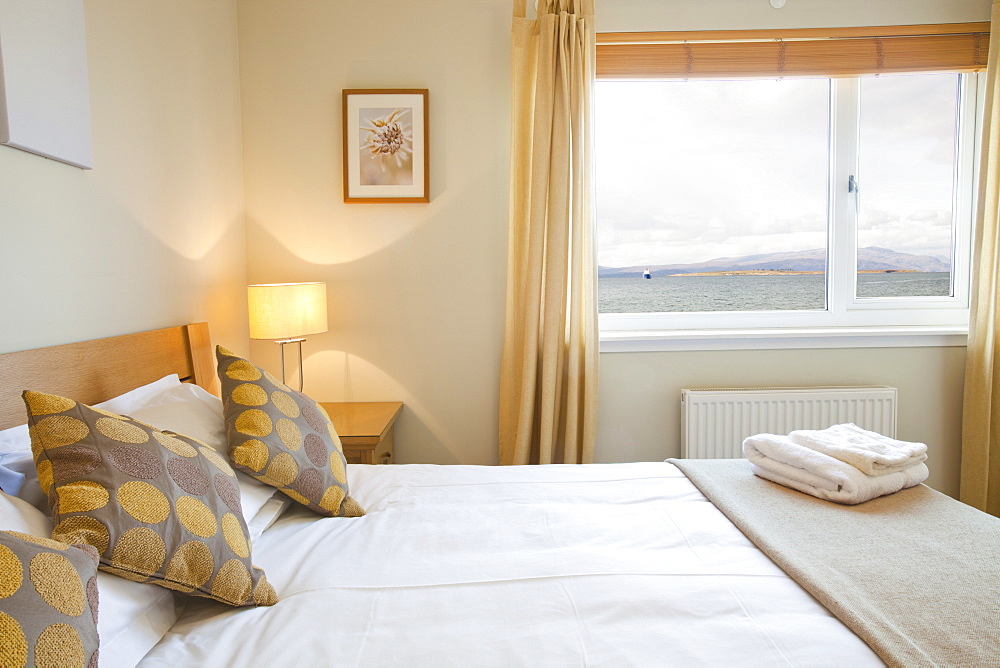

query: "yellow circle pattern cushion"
(175, 497), (219, 538)
(231, 439), (269, 472)
(198, 446), (235, 476)
(111, 526), (167, 571)
(0, 531), (100, 668)
(30, 552), (87, 616)
(23, 390), (277, 608)
(30, 416), (90, 449)
(216, 346), (364, 518)
(271, 391), (300, 418)
(232, 383), (269, 406)
(51, 518), (110, 557)
(95, 418), (149, 444)
(36, 460), (54, 495)
(163, 540), (214, 592)
(221, 513), (250, 559)
(225, 359), (262, 382)
(55, 482), (109, 514)
(23, 393), (77, 416)
(153, 431), (198, 457)
(116, 481), (171, 524)
(0, 544), (24, 597)
(275, 418), (303, 451)
(235, 409), (273, 438)
(264, 452), (299, 487)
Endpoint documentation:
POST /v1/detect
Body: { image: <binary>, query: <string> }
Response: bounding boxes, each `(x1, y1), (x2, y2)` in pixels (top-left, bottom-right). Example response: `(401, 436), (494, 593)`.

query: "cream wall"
(600, 0), (990, 31)
(0, 1), (980, 495)
(238, 0), (987, 497)
(598, 0), (989, 498)
(0, 0), (249, 356)
(237, 0), (511, 465)
(597, 346), (968, 496)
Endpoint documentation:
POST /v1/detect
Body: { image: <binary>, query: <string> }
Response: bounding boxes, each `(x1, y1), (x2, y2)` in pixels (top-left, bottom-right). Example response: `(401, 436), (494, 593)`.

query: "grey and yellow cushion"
(216, 346), (364, 518)
(23, 391), (277, 607)
(0, 531), (99, 668)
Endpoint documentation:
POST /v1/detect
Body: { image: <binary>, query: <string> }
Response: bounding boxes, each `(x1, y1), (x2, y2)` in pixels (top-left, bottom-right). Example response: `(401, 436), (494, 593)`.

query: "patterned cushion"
(23, 391), (278, 607)
(216, 346), (364, 517)
(0, 531), (100, 668)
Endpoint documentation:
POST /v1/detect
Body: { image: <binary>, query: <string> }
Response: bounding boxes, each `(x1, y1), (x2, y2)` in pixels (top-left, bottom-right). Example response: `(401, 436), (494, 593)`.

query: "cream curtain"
(962, 1), (1000, 516)
(499, 0), (598, 465)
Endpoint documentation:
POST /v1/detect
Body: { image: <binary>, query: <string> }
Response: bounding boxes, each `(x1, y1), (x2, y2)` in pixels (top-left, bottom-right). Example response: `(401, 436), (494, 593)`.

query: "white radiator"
(680, 386), (897, 459)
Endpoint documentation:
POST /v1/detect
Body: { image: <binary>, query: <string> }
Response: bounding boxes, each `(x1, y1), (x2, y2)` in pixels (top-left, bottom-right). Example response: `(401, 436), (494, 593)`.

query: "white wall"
(0, 0), (249, 355)
(237, 0), (987, 497)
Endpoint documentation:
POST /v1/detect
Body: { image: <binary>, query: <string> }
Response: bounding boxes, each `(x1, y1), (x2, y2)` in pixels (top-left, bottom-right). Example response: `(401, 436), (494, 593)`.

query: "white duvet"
(140, 462), (882, 667)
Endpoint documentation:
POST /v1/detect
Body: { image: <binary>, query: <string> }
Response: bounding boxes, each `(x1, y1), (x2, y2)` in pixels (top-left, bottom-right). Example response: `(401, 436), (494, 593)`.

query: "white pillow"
(0, 375), (184, 507)
(126, 382), (284, 531)
(0, 373), (182, 456)
(0, 424), (28, 455)
(95, 373), (183, 414)
(246, 494), (291, 541)
(0, 425), (29, 495)
(0, 490), (181, 667)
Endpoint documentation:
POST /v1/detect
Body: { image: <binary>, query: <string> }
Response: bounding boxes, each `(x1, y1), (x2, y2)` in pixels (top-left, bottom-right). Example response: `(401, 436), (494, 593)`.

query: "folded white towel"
(788, 423), (928, 476)
(743, 433), (928, 505)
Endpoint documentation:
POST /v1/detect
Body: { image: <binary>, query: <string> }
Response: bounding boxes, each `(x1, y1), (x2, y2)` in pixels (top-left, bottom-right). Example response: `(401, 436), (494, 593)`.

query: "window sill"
(599, 325), (968, 353)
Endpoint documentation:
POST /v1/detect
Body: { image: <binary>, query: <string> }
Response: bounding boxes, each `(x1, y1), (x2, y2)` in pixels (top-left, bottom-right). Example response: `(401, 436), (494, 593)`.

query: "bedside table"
(321, 402), (403, 465)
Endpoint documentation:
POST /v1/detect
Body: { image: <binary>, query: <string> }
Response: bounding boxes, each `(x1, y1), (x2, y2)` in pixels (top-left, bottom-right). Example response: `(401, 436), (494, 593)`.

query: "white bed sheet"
(140, 462), (882, 667)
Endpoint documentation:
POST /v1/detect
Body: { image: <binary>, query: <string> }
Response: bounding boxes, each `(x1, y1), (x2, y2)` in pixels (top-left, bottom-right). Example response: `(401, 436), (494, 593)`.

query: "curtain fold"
(499, 0), (598, 465)
(961, 0), (1000, 516)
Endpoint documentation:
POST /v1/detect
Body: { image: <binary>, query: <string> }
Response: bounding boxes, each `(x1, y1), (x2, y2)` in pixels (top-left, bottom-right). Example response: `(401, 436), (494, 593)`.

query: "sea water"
(598, 272), (951, 313)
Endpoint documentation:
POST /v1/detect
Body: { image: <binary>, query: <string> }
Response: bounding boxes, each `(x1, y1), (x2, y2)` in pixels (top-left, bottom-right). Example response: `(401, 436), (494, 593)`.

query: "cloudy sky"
(595, 73), (960, 269)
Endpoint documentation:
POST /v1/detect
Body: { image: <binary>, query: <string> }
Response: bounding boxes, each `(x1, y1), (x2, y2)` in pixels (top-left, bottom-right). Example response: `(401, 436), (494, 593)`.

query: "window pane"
(597, 79), (830, 314)
(856, 73), (958, 299)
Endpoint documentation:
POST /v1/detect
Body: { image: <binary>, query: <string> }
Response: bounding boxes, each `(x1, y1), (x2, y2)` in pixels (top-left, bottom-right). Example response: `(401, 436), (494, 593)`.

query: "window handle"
(849, 174), (861, 214)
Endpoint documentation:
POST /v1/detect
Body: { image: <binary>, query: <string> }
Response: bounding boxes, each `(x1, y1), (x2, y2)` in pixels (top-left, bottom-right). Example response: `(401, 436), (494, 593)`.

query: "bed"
(0, 323), (997, 667)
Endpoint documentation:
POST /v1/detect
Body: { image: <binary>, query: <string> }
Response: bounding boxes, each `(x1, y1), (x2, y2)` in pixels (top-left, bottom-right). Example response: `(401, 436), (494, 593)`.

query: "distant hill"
(598, 246), (950, 278)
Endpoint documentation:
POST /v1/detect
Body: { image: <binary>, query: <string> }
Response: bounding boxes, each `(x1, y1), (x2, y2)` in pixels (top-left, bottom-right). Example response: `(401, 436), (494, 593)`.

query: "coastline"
(665, 269), (919, 277)
(598, 271), (953, 309)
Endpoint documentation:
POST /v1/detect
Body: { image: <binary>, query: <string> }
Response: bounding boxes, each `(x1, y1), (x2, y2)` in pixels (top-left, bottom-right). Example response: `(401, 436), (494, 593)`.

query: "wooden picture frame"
(342, 89), (429, 203)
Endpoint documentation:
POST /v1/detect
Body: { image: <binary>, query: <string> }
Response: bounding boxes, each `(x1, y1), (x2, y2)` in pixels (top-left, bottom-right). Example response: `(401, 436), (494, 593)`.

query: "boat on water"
(642, 268), (651, 279)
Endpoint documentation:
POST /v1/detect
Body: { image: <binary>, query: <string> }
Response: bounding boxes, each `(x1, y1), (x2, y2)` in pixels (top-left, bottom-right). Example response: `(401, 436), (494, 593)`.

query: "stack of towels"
(742, 423), (929, 505)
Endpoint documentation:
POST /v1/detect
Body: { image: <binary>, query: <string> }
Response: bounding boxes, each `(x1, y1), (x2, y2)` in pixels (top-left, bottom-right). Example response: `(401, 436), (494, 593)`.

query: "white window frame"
(598, 73), (981, 352)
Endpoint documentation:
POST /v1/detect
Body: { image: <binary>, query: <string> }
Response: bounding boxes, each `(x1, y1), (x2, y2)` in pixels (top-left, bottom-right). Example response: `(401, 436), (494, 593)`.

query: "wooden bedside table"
(321, 402), (403, 465)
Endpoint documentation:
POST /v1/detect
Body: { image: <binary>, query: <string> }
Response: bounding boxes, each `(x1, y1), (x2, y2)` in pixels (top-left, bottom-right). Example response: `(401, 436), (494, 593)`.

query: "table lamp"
(247, 282), (328, 392)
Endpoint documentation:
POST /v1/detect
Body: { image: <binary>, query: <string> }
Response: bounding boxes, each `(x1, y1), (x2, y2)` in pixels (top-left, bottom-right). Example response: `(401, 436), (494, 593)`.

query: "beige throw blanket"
(670, 458), (1000, 668)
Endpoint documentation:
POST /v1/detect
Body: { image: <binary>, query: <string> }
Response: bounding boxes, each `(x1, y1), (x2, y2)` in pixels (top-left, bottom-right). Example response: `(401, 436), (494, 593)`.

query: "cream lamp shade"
(248, 283), (328, 340)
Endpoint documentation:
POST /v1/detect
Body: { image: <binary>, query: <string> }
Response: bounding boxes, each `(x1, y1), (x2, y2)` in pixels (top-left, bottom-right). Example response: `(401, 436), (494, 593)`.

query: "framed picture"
(342, 89), (429, 203)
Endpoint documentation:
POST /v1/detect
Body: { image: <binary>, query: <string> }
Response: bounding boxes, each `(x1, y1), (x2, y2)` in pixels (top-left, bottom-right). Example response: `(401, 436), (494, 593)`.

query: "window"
(856, 74), (960, 300)
(597, 77), (831, 314)
(595, 24), (987, 347)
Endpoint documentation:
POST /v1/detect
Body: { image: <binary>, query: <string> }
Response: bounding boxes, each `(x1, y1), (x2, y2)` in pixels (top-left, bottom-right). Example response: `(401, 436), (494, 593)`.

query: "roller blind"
(597, 23), (990, 79)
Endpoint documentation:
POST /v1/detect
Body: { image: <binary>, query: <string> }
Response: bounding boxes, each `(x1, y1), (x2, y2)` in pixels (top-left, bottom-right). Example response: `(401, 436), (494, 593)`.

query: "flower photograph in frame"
(343, 89), (429, 203)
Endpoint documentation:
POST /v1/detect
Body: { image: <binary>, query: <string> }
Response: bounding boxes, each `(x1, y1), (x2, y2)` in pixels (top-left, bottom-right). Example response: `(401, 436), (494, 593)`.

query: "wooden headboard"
(0, 323), (218, 430)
